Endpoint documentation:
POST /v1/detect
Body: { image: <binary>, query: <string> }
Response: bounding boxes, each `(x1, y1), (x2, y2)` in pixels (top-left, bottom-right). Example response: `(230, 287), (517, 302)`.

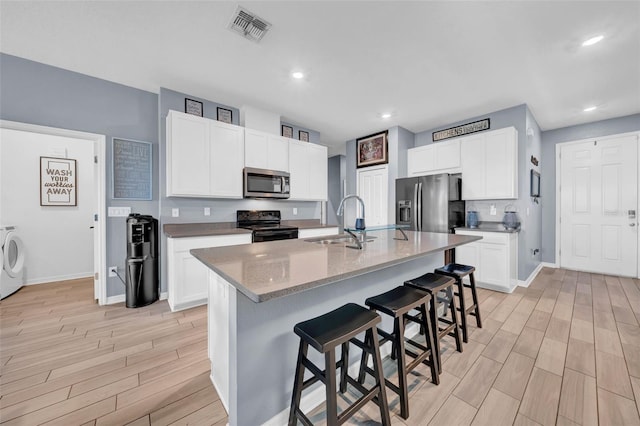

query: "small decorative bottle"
(467, 211), (479, 228)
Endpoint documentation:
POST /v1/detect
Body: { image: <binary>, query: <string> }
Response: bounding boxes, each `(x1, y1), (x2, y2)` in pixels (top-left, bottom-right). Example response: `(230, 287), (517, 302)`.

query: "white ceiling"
(1, 1), (639, 155)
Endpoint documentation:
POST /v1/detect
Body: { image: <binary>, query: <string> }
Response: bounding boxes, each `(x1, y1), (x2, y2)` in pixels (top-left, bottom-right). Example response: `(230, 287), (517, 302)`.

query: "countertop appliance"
(237, 210), (299, 242)
(244, 167), (290, 199)
(125, 214), (158, 308)
(396, 173), (465, 233)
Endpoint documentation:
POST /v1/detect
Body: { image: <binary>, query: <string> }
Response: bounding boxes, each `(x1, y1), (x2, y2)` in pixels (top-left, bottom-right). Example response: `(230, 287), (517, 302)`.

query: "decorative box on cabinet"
(454, 229), (518, 293)
(166, 110), (244, 198)
(407, 139), (461, 177)
(460, 127), (518, 200)
(167, 233), (251, 312)
(288, 140), (328, 201)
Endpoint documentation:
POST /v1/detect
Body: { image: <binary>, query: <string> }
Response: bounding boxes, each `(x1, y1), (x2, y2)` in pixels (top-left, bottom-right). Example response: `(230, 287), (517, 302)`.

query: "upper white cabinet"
(244, 129), (289, 172)
(167, 110), (244, 198)
(461, 127), (518, 200)
(407, 139), (461, 177)
(289, 140), (328, 201)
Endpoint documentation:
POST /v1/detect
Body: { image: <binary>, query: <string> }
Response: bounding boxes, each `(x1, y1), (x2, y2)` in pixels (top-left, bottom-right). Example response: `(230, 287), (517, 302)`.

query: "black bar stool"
(404, 273), (463, 373)
(434, 263), (482, 343)
(357, 286), (439, 419)
(288, 303), (391, 426)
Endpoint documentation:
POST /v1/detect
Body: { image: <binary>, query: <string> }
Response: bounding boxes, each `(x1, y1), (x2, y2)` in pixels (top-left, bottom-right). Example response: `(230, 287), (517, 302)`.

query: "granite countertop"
(164, 220), (338, 238)
(455, 221), (521, 234)
(191, 230), (481, 303)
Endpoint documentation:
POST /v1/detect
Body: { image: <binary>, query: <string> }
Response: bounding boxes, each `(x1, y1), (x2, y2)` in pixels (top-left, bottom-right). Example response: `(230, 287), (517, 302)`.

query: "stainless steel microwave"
(243, 167), (290, 199)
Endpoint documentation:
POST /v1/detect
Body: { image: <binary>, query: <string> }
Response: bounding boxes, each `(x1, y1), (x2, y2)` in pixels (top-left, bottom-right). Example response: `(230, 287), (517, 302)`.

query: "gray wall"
(0, 53), (159, 297)
(327, 155), (345, 225)
(540, 113), (640, 264)
(281, 121), (321, 144)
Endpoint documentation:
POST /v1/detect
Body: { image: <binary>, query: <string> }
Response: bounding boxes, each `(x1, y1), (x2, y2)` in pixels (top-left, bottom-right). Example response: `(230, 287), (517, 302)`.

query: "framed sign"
(432, 118), (490, 142)
(217, 107), (233, 124)
(281, 125), (293, 138)
(40, 157), (77, 206)
(357, 130), (388, 168)
(185, 98), (203, 117)
(298, 130), (309, 142)
(113, 138), (152, 200)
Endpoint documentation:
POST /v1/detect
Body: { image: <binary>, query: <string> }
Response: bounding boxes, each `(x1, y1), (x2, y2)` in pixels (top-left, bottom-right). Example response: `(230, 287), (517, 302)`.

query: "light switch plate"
(172, 208), (179, 217)
(108, 207), (131, 217)
(293, 208), (298, 215)
(204, 207), (211, 216)
(490, 204), (497, 216)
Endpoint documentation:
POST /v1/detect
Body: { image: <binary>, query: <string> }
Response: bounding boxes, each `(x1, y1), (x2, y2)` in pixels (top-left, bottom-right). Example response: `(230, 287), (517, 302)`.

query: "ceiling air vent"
(228, 6), (271, 43)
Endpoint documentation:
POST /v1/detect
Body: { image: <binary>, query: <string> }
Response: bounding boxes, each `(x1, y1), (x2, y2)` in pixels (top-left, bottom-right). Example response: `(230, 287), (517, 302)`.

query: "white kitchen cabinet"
(167, 110), (244, 198)
(288, 140), (328, 201)
(460, 127), (518, 200)
(244, 128), (289, 172)
(167, 233), (251, 312)
(407, 139), (461, 177)
(455, 229), (518, 293)
(297, 227), (339, 239)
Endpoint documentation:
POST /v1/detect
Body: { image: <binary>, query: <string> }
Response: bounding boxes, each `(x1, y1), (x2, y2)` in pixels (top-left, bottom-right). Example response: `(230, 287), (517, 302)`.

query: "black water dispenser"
(125, 214), (158, 308)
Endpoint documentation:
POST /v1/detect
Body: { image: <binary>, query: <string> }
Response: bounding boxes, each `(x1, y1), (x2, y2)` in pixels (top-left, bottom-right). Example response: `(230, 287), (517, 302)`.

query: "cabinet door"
(175, 250), (210, 305)
(210, 121), (244, 198)
(435, 139), (461, 170)
(460, 134), (485, 200)
(455, 242), (481, 282)
(484, 128), (517, 199)
(479, 242), (509, 287)
(289, 140), (309, 200)
(307, 143), (328, 201)
(267, 136), (290, 172)
(407, 145), (435, 176)
(244, 129), (269, 169)
(167, 111), (210, 196)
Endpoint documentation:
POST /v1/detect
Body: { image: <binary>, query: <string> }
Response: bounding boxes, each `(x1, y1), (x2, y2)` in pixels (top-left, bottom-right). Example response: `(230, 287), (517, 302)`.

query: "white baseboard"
(25, 272), (93, 286)
(264, 324), (421, 426)
(541, 262), (558, 269)
(517, 262), (545, 288)
(106, 291), (168, 305)
(475, 281), (517, 294)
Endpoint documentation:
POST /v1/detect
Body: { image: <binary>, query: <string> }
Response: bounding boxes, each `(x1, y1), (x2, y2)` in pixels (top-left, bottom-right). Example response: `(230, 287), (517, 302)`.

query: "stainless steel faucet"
(336, 194), (366, 231)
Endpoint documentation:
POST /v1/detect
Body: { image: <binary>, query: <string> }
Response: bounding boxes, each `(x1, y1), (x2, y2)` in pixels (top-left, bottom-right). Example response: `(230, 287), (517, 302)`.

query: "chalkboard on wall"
(112, 138), (152, 200)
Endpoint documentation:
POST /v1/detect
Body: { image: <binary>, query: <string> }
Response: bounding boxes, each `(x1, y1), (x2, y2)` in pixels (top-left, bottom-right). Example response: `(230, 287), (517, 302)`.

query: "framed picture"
(112, 138), (152, 200)
(282, 125), (293, 138)
(298, 130), (309, 142)
(357, 130), (388, 168)
(217, 107), (233, 124)
(40, 157), (77, 206)
(185, 98), (203, 117)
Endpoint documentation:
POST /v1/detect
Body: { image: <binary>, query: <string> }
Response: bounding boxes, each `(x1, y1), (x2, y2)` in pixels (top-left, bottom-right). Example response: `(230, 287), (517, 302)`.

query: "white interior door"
(560, 134), (638, 276)
(357, 165), (388, 227)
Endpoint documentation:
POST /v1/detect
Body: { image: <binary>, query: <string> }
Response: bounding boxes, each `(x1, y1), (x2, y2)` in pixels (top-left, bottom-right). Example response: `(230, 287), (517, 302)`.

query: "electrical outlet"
(204, 207), (211, 216)
(172, 208), (179, 217)
(108, 266), (118, 277)
(293, 208), (298, 215)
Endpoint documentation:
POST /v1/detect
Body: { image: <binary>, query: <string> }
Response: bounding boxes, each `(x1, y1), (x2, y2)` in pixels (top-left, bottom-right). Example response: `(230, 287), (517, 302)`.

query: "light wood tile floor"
(2, 269), (640, 425)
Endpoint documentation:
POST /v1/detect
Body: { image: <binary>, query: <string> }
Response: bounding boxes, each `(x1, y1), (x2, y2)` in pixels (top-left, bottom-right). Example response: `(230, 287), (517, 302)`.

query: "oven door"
(252, 229), (298, 243)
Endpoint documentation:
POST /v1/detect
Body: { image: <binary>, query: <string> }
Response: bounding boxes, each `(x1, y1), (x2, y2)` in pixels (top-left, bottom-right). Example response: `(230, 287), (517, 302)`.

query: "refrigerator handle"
(417, 182), (423, 231)
(413, 183), (419, 230)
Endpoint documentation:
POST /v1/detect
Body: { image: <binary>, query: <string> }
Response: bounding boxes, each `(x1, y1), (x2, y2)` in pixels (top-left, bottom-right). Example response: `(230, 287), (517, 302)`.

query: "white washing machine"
(1, 226), (26, 300)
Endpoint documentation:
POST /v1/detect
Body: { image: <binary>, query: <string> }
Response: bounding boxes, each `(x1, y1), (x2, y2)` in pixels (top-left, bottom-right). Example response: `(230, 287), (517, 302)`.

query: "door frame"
(555, 130), (640, 277)
(0, 120), (107, 303)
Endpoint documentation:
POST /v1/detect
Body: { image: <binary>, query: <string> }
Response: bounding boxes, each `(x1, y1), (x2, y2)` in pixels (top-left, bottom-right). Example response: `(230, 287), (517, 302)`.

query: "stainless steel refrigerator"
(396, 173), (465, 233)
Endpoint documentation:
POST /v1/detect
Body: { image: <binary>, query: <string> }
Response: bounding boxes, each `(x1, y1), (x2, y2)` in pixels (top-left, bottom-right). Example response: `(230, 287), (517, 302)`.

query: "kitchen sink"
(304, 234), (376, 245)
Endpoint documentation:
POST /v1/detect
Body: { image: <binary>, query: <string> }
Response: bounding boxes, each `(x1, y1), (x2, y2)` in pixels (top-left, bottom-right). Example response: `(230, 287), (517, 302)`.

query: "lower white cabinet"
(455, 230), (517, 293)
(298, 227), (339, 239)
(167, 233), (251, 312)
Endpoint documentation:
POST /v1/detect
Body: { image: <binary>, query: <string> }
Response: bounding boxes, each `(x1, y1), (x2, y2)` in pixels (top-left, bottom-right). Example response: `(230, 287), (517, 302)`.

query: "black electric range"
(236, 210), (299, 243)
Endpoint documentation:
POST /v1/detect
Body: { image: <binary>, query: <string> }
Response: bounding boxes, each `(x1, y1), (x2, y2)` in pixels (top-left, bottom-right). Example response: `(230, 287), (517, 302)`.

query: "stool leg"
(289, 340), (308, 426)
(420, 301), (440, 385)
(447, 286), (463, 353)
(368, 328), (391, 426)
(357, 331), (370, 384)
(325, 349), (338, 426)
(469, 272), (482, 328)
(429, 295), (442, 374)
(339, 342), (349, 393)
(456, 277), (469, 343)
(390, 319), (400, 360)
(394, 316), (409, 419)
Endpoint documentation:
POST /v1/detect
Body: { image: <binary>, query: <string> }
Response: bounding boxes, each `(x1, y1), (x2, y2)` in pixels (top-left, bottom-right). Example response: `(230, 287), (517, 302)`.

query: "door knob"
(631, 223), (637, 227)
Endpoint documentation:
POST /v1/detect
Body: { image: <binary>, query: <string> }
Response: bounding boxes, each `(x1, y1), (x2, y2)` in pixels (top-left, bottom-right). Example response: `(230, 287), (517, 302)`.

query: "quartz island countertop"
(191, 230), (480, 302)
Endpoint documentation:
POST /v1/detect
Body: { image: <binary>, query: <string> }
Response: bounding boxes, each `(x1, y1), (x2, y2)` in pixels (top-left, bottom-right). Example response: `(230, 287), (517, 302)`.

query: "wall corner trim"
(517, 262), (548, 288)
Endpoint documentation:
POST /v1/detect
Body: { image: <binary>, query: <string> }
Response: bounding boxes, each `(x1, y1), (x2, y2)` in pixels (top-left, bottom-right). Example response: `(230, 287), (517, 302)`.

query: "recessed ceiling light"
(381, 113), (392, 119)
(292, 71), (304, 79)
(583, 106), (597, 112)
(582, 35), (604, 47)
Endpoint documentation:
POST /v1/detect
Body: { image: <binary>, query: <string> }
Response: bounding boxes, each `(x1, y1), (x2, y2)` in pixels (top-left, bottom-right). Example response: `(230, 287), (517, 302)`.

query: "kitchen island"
(191, 230), (480, 425)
